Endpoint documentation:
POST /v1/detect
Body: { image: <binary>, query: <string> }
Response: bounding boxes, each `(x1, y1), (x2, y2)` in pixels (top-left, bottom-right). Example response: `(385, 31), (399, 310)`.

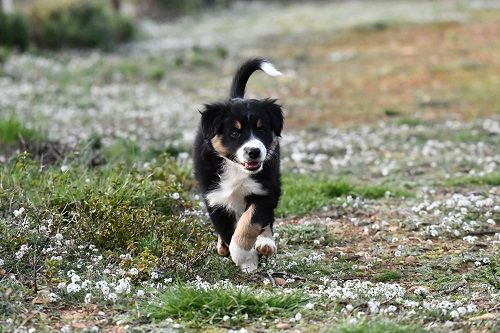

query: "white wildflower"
(13, 207), (25, 217)
(115, 278), (131, 294)
(48, 292), (59, 302)
(84, 293), (92, 304)
(294, 313), (302, 321)
(223, 315), (230, 321)
(129, 268), (139, 276)
(61, 325), (72, 333)
(67, 282), (81, 293)
(107, 292), (117, 302)
(137, 289), (145, 297)
(171, 192), (180, 200)
(305, 302), (315, 310)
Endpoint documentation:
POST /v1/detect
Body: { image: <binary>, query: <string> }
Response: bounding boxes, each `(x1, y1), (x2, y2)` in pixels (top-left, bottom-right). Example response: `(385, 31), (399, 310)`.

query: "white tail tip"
(260, 61), (282, 77)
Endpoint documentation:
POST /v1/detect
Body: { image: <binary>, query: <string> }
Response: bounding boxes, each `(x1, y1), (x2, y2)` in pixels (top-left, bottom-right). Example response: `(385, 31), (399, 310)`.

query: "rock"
(274, 277), (286, 286)
(276, 322), (290, 329)
(405, 256), (417, 264)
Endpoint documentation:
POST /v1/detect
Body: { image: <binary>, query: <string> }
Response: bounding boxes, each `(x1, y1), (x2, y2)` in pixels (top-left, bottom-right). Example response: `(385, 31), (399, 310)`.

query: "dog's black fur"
(193, 58), (283, 267)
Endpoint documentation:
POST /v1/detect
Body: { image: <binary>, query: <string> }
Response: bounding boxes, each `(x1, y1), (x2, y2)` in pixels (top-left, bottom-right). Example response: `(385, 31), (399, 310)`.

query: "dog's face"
(201, 98), (283, 174)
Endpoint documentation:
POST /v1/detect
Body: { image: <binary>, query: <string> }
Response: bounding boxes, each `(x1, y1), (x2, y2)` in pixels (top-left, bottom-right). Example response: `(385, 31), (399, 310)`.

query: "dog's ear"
(263, 99), (284, 137)
(200, 103), (228, 139)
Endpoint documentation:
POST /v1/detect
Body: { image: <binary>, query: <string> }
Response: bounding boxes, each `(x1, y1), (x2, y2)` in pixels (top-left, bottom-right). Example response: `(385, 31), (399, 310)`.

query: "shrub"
(0, 12), (29, 50)
(0, 153), (212, 285)
(29, 0), (134, 49)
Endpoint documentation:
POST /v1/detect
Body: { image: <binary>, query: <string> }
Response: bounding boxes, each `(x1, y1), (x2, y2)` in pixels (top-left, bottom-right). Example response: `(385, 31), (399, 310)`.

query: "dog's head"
(201, 98), (283, 174)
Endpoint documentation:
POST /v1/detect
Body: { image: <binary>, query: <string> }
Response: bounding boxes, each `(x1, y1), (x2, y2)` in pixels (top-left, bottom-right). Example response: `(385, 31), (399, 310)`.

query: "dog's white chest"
(206, 162), (266, 217)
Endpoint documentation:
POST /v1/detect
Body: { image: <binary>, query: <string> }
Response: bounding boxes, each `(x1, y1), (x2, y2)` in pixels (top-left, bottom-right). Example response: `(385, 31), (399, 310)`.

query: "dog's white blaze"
(255, 235), (276, 255)
(229, 242), (259, 273)
(206, 161), (266, 218)
(260, 61), (283, 77)
(236, 137), (267, 165)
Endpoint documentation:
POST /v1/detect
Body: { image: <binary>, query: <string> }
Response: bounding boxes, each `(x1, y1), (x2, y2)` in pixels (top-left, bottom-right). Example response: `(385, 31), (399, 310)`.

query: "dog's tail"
(230, 58), (282, 99)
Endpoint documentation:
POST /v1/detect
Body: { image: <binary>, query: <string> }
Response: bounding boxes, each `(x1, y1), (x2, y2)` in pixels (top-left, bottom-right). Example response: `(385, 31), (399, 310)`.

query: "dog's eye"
(230, 130), (240, 138)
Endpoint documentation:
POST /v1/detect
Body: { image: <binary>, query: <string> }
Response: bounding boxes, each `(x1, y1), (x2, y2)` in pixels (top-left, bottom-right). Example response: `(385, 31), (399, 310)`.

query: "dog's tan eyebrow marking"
(256, 119), (263, 128)
(234, 121), (242, 130)
(211, 135), (228, 155)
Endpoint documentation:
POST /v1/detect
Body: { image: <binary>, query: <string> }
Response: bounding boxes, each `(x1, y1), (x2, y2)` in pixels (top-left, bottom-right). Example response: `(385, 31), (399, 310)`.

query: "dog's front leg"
(229, 204), (261, 272)
(229, 200), (277, 272)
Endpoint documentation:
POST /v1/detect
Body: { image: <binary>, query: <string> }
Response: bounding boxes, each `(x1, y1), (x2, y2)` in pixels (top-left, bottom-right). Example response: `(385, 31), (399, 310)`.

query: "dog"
(193, 58), (284, 272)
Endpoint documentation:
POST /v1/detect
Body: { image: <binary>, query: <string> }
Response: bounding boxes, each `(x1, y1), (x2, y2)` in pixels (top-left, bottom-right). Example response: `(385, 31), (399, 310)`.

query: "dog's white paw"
(255, 235), (276, 256)
(229, 242), (259, 273)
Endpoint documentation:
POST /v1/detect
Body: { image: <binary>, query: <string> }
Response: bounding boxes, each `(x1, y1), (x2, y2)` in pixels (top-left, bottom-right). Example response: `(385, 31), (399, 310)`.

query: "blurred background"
(1, 0), (499, 158)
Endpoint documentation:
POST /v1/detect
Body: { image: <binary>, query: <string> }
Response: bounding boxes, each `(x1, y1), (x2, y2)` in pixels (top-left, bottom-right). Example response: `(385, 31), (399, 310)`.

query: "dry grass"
(253, 16), (500, 128)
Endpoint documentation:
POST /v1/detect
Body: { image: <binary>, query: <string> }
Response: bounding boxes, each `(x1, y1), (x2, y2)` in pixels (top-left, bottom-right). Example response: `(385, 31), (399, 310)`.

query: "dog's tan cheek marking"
(232, 204), (261, 251)
(211, 135), (228, 155)
(217, 236), (230, 256)
(255, 225), (274, 256)
(234, 121), (242, 130)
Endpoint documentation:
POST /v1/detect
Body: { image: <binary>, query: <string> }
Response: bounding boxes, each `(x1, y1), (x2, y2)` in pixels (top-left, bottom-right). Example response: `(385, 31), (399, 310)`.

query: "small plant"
(0, 116), (37, 145)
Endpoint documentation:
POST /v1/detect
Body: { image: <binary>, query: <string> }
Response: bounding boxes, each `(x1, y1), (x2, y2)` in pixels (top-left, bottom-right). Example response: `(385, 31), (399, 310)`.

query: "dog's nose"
(244, 147), (261, 160)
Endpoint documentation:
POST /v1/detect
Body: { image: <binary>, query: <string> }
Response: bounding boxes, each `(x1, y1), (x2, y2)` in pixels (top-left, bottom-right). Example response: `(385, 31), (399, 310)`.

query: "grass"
(373, 270), (403, 282)
(442, 172), (500, 187)
(147, 285), (307, 327)
(277, 174), (411, 216)
(0, 116), (38, 144)
(0, 153), (211, 284)
(329, 319), (428, 333)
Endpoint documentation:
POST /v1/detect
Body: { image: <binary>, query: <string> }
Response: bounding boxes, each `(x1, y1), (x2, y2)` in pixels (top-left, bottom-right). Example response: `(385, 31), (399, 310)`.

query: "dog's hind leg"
(207, 207), (236, 255)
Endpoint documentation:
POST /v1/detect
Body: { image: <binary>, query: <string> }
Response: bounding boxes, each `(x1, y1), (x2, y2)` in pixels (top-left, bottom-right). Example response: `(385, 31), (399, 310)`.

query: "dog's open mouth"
(242, 161), (262, 171)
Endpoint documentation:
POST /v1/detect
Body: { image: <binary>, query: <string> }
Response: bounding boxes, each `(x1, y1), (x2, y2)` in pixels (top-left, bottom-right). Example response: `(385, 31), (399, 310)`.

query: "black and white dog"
(193, 58), (284, 272)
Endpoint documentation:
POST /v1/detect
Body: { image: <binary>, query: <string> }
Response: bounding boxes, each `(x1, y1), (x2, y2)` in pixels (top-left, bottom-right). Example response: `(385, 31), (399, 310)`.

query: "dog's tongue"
(244, 161), (261, 170)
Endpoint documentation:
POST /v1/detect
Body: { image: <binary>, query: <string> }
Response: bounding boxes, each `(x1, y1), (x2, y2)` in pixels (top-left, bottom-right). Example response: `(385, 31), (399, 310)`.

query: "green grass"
(147, 285), (307, 327)
(329, 319), (428, 333)
(0, 116), (38, 144)
(277, 174), (411, 216)
(373, 270), (403, 282)
(0, 153), (211, 281)
(442, 172), (500, 187)
(279, 223), (339, 247)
